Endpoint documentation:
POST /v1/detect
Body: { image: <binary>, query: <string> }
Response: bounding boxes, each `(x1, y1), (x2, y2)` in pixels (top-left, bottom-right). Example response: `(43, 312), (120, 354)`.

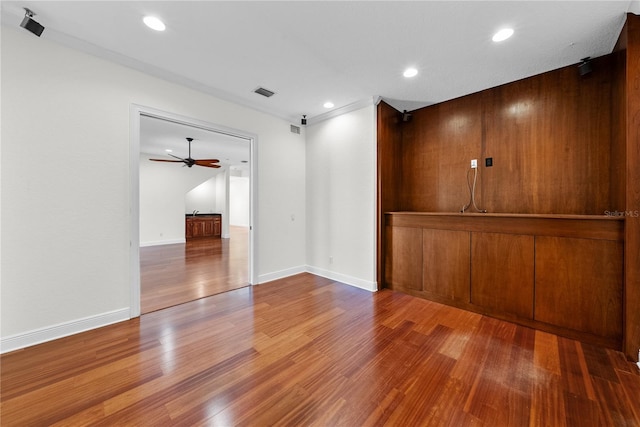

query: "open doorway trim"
(129, 104), (259, 318)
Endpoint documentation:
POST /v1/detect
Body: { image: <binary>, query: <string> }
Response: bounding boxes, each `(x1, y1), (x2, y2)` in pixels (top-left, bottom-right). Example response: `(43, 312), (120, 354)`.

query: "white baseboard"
(0, 308), (130, 354)
(257, 265), (377, 292)
(258, 265), (307, 284)
(305, 266), (377, 292)
(140, 238), (186, 247)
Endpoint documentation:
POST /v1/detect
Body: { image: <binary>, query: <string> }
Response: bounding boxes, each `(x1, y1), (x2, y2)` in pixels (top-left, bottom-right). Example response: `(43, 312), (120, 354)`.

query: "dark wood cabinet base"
(185, 214), (221, 239)
(384, 212), (624, 350)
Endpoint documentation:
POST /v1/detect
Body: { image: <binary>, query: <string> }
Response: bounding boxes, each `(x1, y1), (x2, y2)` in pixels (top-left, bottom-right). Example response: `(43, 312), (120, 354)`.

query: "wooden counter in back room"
(384, 212), (624, 349)
(185, 214), (221, 239)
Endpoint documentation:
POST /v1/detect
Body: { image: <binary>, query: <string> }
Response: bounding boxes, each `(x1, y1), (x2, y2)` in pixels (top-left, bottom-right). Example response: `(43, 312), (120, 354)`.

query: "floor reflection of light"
(159, 323), (177, 373)
(204, 397), (233, 426)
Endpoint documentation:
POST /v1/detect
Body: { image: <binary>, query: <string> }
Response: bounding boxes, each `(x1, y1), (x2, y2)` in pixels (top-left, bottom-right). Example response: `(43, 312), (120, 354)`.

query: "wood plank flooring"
(2, 274), (639, 426)
(141, 226), (249, 314)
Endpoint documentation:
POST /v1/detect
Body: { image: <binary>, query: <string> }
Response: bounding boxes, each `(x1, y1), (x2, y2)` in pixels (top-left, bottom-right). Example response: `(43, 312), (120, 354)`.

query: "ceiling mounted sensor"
(254, 87), (275, 98)
(578, 57), (593, 76)
(20, 8), (44, 37)
(301, 115), (307, 125)
(149, 137), (221, 168)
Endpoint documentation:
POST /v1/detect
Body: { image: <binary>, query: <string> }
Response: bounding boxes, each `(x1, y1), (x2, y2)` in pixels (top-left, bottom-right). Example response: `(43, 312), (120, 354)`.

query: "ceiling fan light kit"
(149, 137), (221, 168)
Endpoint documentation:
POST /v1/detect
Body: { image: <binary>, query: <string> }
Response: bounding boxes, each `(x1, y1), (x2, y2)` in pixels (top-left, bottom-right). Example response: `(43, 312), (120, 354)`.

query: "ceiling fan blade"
(194, 162), (221, 168)
(194, 159), (220, 163)
(168, 153), (187, 161)
(149, 159), (184, 163)
(194, 159), (221, 166)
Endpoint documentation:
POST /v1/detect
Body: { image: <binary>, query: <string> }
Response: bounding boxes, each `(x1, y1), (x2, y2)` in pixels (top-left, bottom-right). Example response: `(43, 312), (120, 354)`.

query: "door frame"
(129, 104), (259, 318)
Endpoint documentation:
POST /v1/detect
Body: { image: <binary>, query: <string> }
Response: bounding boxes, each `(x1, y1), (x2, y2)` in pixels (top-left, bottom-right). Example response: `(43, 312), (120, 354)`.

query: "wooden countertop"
(385, 211), (624, 241)
(386, 211), (624, 221)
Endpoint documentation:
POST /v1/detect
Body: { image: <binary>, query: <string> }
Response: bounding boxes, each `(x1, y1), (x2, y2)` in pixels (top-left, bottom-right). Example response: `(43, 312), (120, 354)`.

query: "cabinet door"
(471, 232), (534, 319)
(203, 219), (214, 236)
(385, 226), (422, 291)
(185, 219), (193, 239)
(535, 236), (622, 340)
(423, 229), (470, 302)
(192, 220), (204, 238)
(213, 218), (221, 237)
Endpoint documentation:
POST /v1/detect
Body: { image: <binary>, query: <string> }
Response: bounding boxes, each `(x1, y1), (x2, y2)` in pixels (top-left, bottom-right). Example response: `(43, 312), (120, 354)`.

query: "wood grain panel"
(535, 236), (623, 342)
(623, 13), (640, 360)
(482, 56), (614, 214)
(386, 212), (624, 241)
(471, 232), (534, 319)
(397, 54), (617, 215)
(377, 101), (403, 289)
(610, 49), (627, 213)
(422, 229), (470, 302)
(400, 95), (482, 212)
(384, 226), (422, 291)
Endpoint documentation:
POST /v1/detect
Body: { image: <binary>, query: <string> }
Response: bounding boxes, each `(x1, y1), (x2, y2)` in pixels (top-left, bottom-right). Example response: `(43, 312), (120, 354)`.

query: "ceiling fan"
(149, 137), (221, 168)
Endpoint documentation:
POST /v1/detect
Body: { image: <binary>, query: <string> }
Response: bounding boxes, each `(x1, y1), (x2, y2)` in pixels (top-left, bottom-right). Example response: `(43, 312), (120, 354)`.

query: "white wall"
(216, 171), (230, 238)
(140, 153), (219, 246)
(305, 105), (377, 291)
(185, 176), (219, 215)
(230, 176), (250, 226)
(1, 27), (306, 349)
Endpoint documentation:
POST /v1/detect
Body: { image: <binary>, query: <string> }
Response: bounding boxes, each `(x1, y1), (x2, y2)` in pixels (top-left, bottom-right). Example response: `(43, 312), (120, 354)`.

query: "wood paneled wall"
(377, 13), (639, 359)
(399, 95), (482, 212)
(399, 55), (621, 215)
(618, 13), (640, 361)
(376, 101), (403, 289)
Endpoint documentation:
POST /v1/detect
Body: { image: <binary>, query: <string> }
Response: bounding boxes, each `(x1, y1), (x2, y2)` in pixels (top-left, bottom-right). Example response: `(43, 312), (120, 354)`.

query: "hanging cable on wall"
(460, 164), (487, 213)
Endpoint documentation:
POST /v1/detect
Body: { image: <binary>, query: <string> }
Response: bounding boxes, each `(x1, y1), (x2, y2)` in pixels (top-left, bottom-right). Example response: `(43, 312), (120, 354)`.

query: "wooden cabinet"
(471, 232), (534, 319)
(534, 236), (623, 342)
(185, 215), (221, 239)
(384, 212), (624, 349)
(213, 217), (221, 237)
(422, 229), (470, 303)
(384, 226), (422, 291)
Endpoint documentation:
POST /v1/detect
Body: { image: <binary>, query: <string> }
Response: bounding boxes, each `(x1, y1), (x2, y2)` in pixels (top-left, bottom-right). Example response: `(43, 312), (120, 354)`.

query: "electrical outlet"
(485, 157), (493, 167)
(471, 159), (478, 169)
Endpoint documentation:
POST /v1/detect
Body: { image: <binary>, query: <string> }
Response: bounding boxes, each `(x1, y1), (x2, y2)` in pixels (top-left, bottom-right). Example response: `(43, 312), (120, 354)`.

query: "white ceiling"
(2, 1), (638, 124)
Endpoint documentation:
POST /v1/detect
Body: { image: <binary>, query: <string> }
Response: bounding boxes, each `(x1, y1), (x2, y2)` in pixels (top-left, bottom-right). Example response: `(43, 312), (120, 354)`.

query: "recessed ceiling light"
(492, 28), (514, 42)
(403, 68), (418, 78)
(143, 16), (166, 31)
(165, 149), (172, 153)
(323, 102), (334, 109)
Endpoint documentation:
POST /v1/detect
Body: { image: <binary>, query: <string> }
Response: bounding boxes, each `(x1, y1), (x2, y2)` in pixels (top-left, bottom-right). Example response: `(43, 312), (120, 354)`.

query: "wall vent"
(290, 124), (301, 134)
(254, 87), (275, 98)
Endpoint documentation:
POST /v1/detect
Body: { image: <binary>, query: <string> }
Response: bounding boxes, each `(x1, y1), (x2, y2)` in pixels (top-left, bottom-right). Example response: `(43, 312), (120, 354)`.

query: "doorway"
(129, 105), (258, 318)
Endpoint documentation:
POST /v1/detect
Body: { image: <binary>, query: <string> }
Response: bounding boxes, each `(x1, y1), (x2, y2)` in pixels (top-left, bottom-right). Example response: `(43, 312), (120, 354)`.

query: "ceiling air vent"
(254, 87), (275, 98)
(290, 125), (301, 134)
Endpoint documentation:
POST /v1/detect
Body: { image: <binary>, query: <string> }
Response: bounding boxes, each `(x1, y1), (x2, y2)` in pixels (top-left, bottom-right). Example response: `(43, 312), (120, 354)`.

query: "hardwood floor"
(2, 274), (639, 426)
(141, 226), (249, 314)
